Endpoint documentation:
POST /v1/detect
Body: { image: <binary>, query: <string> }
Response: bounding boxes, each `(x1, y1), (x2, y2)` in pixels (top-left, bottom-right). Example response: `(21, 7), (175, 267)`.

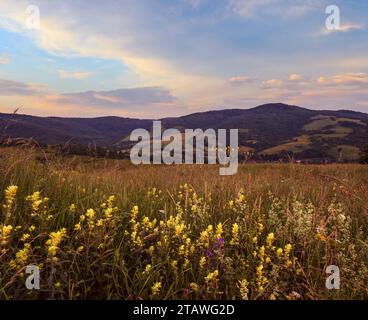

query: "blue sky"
(0, 0), (367, 118)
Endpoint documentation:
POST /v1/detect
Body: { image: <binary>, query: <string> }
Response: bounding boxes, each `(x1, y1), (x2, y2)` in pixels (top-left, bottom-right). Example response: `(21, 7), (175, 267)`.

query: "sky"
(0, 0), (367, 118)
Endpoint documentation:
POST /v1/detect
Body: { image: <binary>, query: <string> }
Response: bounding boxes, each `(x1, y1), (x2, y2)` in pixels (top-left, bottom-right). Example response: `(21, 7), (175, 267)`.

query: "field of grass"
(0, 147), (367, 300)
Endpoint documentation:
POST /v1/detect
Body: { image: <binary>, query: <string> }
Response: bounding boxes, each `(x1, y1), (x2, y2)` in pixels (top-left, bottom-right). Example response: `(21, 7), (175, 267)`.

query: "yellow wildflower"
(238, 279), (249, 300)
(284, 244), (292, 254)
(266, 233), (275, 246)
(199, 256), (206, 269)
(205, 270), (219, 283)
(276, 248), (283, 257)
(20, 233), (30, 242)
(1, 225), (13, 245)
(230, 223), (240, 245)
(144, 264), (152, 273)
(215, 223), (223, 239)
(151, 282), (162, 296)
(15, 243), (31, 265)
(190, 282), (199, 292)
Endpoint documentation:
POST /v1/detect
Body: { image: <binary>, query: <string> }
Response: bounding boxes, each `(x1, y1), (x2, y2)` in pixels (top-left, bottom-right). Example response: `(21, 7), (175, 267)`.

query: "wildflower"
(286, 260), (293, 268)
(238, 279), (249, 300)
(79, 215), (86, 222)
(284, 244), (292, 255)
(266, 233), (275, 247)
(4, 185), (18, 206)
(69, 204), (76, 213)
(107, 195), (116, 207)
(276, 248), (283, 257)
(148, 246), (155, 255)
(3, 185), (18, 221)
(46, 228), (67, 257)
(178, 245), (185, 256)
(48, 246), (58, 256)
(237, 190), (246, 203)
(131, 205), (139, 222)
(15, 243), (31, 265)
(171, 260), (178, 269)
(206, 249), (214, 258)
(215, 223), (223, 239)
(315, 231), (326, 242)
(265, 257), (271, 264)
(74, 223), (82, 231)
(144, 264), (152, 273)
(151, 282), (162, 296)
(215, 237), (225, 249)
(26, 191), (43, 215)
(205, 270), (219, 283)
(55, 282), (61, 289)
(258, 246), (265, 262)
(28, 225), (36, 232)
(269, 293), (277, 300)
(86, 209), (96, 220)
(256, 264), (264, 276)
(190, 283), (199, 292)
(199, 256), (206, 269)
(96, 219), (104, 227)
(230, 223), (240, 245)
(104, 207), (114, 220)
(184, 258), (190, 268)
(175, 224), (185, 236)
(20, 233), (30, 242)
(258, 223), (264, 233)
(77, 246), (84, 252)
(1, 225), (13, 245)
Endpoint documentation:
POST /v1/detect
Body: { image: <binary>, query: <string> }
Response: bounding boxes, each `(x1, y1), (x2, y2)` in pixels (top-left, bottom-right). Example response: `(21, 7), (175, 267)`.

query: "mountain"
(1, 103), (368, 161)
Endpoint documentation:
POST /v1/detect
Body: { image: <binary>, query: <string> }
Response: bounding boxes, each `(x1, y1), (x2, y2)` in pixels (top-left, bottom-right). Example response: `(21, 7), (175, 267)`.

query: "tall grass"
(0, 147), (367, 299)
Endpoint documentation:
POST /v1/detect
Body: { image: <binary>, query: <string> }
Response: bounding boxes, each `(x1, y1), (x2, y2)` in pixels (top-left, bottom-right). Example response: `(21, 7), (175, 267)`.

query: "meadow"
(0, 147), (367, 300)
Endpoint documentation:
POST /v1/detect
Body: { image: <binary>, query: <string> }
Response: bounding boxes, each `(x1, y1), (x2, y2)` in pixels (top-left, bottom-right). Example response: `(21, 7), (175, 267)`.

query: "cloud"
(228, 0), (323, 18)
(261, 79), (284, 89)
(229, 0), (277, 18)
(57, 69), (94, 80)
(317, 73), (368, 86)
(319, 23), (365, 35)
(229, 76), (256, 84)
(288, 74), (304, 82)
(0, 55), (10, 64)
(0, 79), (46, 96)
(57, 87), (176, 108)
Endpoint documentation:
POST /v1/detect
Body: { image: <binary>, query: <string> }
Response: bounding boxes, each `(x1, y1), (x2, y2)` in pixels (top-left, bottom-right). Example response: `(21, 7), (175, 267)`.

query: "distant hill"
(1, 103), (368, 162)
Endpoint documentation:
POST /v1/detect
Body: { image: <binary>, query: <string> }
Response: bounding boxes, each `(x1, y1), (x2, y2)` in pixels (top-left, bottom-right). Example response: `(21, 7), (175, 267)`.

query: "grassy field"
(0, 147), (367, 300)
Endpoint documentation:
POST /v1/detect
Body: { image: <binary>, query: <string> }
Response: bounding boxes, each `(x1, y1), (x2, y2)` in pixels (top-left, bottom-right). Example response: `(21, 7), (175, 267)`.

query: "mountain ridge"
(1, 103), (368, 162)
